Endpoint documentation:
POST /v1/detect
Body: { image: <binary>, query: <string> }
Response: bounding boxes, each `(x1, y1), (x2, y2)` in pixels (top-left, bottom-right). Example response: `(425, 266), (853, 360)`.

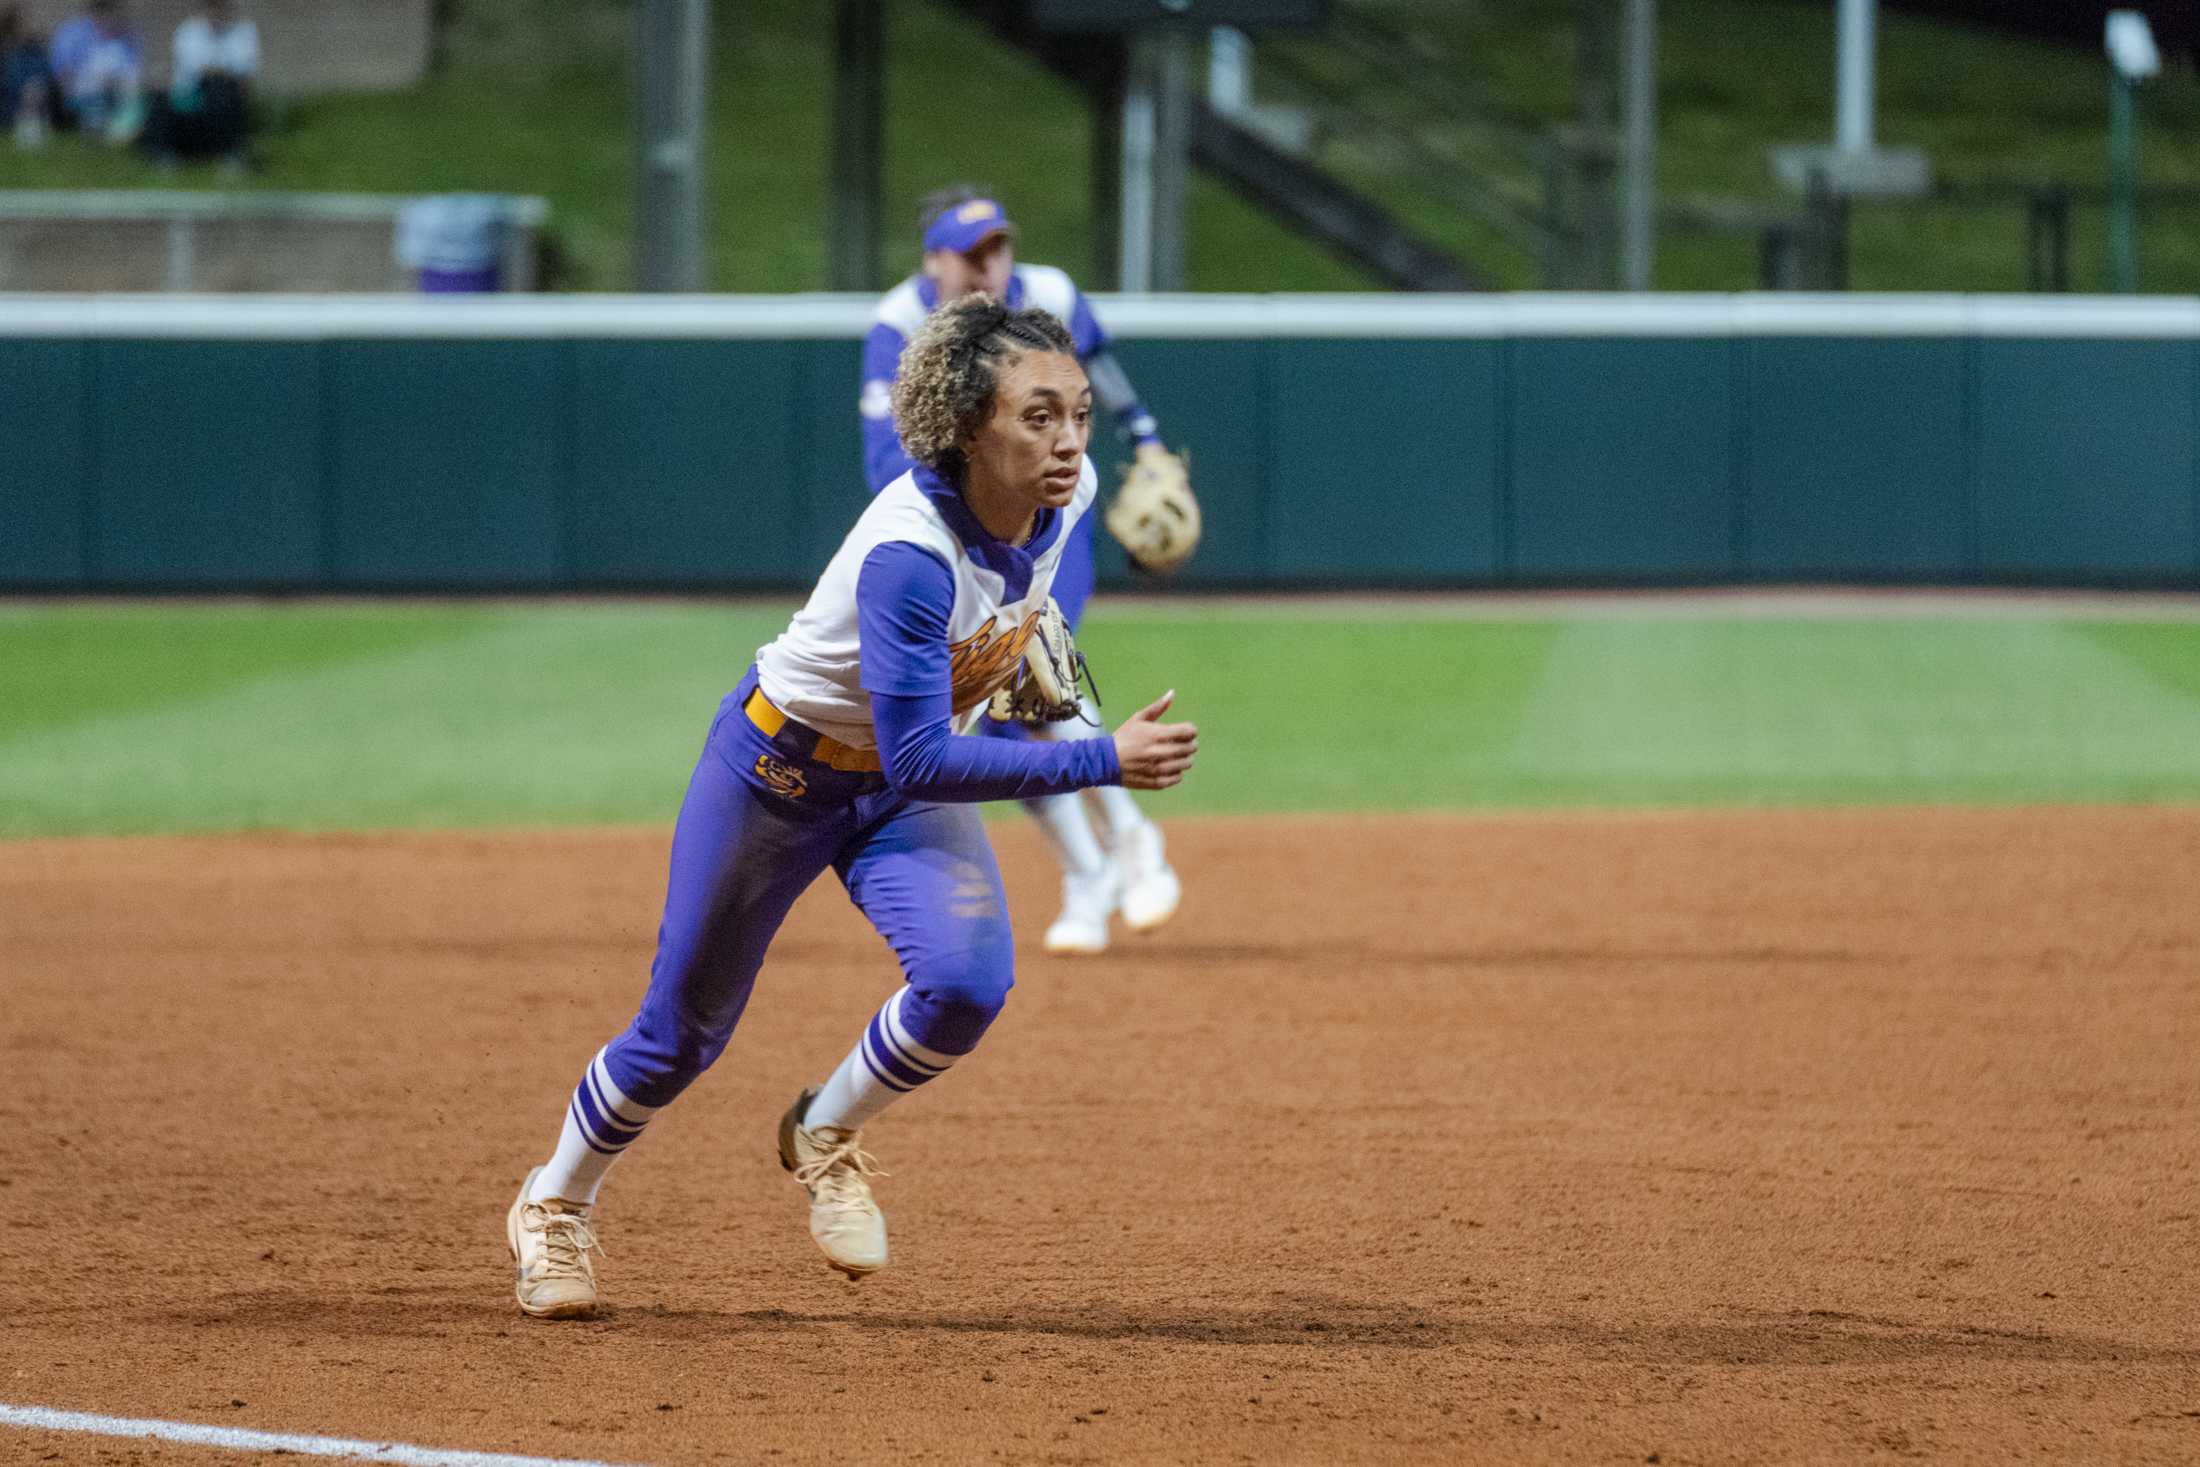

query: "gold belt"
(743, 688), (883, 773)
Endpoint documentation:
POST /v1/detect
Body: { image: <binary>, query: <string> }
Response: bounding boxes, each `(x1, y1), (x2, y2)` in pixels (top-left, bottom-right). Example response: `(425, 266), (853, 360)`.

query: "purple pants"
(599, 674), (1015, 1109)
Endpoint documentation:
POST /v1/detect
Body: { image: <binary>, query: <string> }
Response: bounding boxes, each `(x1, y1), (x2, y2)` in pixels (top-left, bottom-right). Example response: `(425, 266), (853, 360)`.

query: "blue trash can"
(396, 195), (509, 293)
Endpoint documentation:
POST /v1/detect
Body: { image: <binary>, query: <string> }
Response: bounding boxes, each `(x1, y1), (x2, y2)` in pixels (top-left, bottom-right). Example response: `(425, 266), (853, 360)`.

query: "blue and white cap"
(922, 197), (1014, 255)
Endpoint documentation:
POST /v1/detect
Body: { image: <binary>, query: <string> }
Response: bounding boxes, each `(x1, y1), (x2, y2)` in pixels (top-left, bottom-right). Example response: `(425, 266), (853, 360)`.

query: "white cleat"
(1043, 864), (1120, 955)
(777, 1087), (889, 1279)
(506, 1166), (602, 1320)
(1116, 822), (1182, 934)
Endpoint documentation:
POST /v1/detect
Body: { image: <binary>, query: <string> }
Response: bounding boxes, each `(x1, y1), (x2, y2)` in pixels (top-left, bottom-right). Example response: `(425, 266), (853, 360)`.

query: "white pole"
(1119, 35), (1156, 293)
(1150, 27), (1192, 292)
(1836, 0), (1875, 153)
(1620, 0), (1656, 291)
(635, 0), (709, 291)
(1209, 26), (1250, 116)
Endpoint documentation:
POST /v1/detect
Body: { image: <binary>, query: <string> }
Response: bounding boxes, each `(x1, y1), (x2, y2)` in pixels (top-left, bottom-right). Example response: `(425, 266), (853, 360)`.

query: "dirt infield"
(4, 807), (2198, 1466)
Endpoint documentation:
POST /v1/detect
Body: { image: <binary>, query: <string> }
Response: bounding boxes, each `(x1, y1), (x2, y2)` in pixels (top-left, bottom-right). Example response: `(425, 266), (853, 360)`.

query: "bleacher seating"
(16, 0), (431, 94)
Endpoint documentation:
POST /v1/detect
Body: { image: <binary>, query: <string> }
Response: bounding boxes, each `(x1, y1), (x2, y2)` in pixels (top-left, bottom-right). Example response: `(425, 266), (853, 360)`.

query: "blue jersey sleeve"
(855, 543), (1121, 802)
(854, 541), (955, 697)
(862, 322), (919, 493)
(49, 19), (93, 78)
(1066, 286), (1109, 359)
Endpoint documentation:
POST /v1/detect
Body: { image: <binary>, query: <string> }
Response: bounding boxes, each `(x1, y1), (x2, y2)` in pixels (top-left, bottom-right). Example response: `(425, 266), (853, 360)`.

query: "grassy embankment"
(4, 0), (2192, 291)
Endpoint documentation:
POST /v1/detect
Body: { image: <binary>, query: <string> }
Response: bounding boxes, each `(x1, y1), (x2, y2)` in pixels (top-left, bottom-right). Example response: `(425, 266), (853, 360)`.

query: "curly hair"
(891, 294), (1076, 481)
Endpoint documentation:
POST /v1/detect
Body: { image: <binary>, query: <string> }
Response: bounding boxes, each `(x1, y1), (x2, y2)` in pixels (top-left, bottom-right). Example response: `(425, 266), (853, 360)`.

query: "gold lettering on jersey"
(947, 609), (1042, 713)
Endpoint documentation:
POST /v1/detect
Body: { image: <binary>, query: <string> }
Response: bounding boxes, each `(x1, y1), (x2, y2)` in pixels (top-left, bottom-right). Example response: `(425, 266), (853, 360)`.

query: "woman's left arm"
(856, 543), (1120, 803)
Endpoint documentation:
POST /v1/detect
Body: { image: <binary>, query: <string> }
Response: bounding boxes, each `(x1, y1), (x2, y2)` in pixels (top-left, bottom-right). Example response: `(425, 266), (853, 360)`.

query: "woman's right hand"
(1113, 690), (1199, 790)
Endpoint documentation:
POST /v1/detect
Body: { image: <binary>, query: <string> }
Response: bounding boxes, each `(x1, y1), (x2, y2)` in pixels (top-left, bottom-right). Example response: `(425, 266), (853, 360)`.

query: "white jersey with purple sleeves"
(861, 265), (1134, 495)
(867, 264), (1087, 388)
(755, 455), (1100, 750)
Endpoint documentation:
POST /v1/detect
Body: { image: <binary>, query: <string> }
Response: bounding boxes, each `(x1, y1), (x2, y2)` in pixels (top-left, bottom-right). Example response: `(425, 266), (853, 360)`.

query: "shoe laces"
(794, 1130), (887, 1211)
(521, 1202), (604, 1277)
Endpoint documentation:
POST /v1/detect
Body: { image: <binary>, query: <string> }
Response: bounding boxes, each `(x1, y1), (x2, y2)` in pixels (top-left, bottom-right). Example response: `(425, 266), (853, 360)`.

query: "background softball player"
(861, 187), (1196, 957)
(506, 296), (1199, 1319)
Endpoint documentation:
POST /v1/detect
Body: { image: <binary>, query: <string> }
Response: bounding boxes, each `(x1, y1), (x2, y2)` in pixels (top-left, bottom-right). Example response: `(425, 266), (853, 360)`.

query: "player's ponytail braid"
(893, 293), (1076, 482)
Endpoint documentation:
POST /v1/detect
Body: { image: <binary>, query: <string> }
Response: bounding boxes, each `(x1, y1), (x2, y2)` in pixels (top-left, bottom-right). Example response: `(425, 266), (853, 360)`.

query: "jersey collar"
(911, 462), (1064, 605)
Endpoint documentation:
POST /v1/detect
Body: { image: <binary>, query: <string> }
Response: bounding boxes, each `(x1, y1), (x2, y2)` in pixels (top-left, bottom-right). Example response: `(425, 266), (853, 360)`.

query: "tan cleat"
(506, 1166), (603, 1320)
(777, 1087), (889, 1279)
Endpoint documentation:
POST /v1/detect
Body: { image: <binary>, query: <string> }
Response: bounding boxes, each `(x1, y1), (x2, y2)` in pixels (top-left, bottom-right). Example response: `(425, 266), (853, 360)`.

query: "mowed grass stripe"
(1076, 616), (1561, 812)
(4, 605), (2199, 836)
(0, 605), (790, 836)
(1500, 618), (2200, 808)
(2079, 621), (2200, 706)
(0, 605), (491, 740)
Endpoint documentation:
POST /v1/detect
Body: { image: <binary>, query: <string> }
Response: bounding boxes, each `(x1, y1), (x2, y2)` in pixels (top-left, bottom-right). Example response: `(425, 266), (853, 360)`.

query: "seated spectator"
(144, 0), (259, 171)
(1, 6), (54, 149)
(49, 0), (145, 143)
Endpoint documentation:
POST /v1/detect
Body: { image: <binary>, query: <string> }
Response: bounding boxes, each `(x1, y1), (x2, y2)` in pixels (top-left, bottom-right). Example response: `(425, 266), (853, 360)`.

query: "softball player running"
(862, 187), (1185, 956)
(506, 296), (1199, 1319)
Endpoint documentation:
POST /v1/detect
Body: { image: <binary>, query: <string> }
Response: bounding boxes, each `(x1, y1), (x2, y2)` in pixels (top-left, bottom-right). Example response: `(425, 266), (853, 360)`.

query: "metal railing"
(1709, 181), (2200, 293)
(0, 191), (550, 293)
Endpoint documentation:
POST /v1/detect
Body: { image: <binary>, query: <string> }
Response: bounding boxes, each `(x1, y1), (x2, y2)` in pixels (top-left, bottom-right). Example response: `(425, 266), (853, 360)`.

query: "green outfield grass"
(5, 600), (2199, 838)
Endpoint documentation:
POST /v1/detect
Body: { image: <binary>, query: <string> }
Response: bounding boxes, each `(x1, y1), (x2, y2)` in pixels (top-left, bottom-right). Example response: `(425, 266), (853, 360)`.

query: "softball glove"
(987, 597), (1091, 726)
(1105, 442), (1201, 574)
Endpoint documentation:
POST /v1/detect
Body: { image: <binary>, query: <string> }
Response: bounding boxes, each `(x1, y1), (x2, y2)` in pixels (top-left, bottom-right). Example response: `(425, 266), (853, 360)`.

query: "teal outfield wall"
(3, 295), (2197, 591)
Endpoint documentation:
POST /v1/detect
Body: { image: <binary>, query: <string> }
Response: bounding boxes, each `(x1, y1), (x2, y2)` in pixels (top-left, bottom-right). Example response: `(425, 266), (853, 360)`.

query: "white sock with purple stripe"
(805, 988), (962, 1132)
(529, 1048), (661, 1205)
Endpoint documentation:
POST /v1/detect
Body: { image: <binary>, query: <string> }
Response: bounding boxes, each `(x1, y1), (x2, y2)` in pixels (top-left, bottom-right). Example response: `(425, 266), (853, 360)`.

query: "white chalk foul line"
(0, 1403), (646, 1467)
